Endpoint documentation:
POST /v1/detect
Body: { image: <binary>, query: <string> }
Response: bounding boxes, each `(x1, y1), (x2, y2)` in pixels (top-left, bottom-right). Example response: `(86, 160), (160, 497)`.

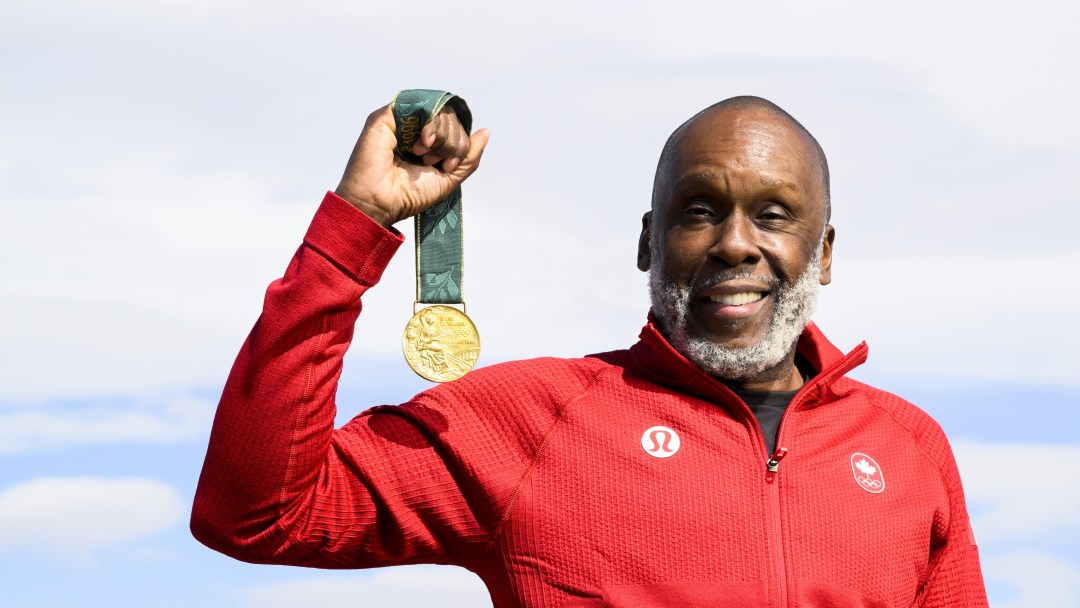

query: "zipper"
(764, 381), (820, 608)
(766, 446), (788, 607)
(767, 447), (788, 473)
(763, 379), (819, 608)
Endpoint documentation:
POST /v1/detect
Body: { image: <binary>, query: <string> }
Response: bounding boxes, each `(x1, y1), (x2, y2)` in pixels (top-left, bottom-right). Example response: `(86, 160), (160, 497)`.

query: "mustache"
(693, 269), (781, 293)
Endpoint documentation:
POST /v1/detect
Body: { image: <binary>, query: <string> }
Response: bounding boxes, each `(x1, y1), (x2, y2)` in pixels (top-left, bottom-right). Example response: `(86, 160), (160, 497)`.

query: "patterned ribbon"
(391, 89), (473, 306)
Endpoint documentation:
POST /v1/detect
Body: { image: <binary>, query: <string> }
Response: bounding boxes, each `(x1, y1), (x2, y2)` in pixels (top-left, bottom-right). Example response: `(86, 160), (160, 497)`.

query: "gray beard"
(648, 237), (824, 381)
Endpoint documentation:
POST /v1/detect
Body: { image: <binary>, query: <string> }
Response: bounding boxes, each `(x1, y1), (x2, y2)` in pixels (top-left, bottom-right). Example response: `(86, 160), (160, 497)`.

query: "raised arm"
(190, 99), (491, 567)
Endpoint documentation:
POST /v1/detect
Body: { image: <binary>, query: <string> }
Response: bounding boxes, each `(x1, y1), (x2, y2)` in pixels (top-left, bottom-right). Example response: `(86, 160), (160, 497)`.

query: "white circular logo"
(641, 426), (680, 458)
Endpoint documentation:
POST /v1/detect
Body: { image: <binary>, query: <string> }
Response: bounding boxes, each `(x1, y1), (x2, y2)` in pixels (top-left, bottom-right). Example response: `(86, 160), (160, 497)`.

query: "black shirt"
(731, 387), (798, 456)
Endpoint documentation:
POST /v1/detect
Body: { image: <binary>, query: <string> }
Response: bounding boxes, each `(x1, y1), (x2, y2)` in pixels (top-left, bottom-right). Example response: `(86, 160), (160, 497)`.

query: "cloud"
(952, 440), (1080, 544)
(816, 249), (1080, 387)
(984, 550), (1080, 608)
(1, 0), (1076, 404)
(0, 477), (184, 556)
(0, 394), (214, 453)
(6, 0), (1076, 153)
(240, 566), (492, 608)
(0, 147), (316, 400)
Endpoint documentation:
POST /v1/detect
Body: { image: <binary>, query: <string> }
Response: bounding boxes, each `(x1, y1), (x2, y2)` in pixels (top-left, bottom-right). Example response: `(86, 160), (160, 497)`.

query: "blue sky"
(2, 1), (1078, 606)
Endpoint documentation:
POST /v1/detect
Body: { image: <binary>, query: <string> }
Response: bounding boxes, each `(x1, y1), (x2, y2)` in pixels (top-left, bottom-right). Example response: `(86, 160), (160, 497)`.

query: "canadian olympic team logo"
(850, 453), (885, 494)
(641, 426), (680, 458)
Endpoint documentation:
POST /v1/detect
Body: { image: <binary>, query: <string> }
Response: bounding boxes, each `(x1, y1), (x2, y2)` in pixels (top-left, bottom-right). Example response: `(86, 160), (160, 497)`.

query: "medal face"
(402, 305), (480, 382)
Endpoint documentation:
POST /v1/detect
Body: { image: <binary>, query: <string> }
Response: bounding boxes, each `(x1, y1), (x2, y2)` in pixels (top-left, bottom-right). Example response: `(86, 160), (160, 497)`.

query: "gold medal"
(393, 90), (480, 382)
(402, 305), (480, 382)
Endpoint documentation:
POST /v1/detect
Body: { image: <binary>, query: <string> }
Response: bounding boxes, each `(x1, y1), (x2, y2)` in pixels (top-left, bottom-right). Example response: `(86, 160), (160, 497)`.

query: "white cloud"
(0, 147), (314, 400)
(817, 250), (1080, 386)
(6, 0), (1076, 153)
(1, 0), (1076, 402)
(240, 566), (492, 608)
(0, 477), (184, 557)
(952, 440), (1080, 544)
(0, 394), (214, 453)
(984, 550), (1080, 608)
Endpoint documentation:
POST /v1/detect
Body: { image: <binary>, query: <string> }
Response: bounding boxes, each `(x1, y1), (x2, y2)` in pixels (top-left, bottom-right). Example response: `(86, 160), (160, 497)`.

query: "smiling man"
(193, 95), (988, 607)
(641, 98), (837, 458)
(643, 98), (833, 391)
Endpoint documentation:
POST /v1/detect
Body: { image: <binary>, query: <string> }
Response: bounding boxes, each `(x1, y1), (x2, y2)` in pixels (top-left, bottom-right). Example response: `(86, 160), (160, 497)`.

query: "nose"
(707, 214), (760, 268)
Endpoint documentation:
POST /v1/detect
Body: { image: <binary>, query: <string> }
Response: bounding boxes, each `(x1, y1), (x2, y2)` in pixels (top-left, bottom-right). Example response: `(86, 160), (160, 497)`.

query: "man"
(192, 95), (988, 607)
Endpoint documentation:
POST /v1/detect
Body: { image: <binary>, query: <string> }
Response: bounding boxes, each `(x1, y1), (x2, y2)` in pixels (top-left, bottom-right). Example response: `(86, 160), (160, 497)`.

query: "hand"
(335, 103), (490, 228)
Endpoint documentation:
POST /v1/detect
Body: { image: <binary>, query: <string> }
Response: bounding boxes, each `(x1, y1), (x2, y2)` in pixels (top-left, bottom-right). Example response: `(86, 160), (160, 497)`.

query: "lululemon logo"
(850, 453), (885, 494)
(641, 426), (680, 458)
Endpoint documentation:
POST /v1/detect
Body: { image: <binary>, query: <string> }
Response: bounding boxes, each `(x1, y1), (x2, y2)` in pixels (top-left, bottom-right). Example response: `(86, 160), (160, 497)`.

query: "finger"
(445, 128), (490, 181)
(402, 128), (489, 209)
(419, 115), (472, 169)
(422, 124), (470, 170)
(441, 127), (469, 172)
(413, 107), (457, 157)
(442, 156), (462, 173)
(415, 118), (447, 158)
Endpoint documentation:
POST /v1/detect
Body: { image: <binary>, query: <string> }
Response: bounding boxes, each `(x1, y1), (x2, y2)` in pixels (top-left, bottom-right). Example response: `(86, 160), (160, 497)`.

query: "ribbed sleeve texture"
(191, 192), (987, 607)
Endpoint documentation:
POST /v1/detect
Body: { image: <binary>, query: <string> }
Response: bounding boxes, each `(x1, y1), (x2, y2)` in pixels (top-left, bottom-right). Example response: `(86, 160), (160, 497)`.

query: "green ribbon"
(392, 89), (473, 305)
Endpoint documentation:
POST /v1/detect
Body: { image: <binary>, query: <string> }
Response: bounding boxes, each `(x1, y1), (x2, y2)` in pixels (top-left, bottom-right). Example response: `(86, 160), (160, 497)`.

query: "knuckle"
(365, 106), (388, 126)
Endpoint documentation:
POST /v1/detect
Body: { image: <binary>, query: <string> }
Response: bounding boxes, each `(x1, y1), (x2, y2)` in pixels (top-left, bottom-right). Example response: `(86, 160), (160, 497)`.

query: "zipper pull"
(766, 447), (788, 473)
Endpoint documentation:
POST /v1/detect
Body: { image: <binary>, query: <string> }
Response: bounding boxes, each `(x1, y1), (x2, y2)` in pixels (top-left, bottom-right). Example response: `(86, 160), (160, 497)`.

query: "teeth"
(709, 292), (765, 305)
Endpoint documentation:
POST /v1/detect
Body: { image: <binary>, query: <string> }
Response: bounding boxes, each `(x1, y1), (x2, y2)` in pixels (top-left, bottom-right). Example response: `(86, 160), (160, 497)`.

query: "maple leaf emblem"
(856, 459), (877, 476)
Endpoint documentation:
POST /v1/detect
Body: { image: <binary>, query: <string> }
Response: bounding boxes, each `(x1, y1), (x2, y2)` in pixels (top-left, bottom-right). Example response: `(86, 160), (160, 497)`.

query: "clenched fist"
(335, 102), (490, 228)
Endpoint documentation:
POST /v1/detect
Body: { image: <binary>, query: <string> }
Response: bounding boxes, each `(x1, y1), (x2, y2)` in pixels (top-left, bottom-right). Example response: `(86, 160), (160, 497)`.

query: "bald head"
(652, 96), (831, 222)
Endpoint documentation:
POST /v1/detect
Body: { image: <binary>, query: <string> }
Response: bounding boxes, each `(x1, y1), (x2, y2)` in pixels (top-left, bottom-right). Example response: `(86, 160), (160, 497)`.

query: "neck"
(720, 355), (804, 393)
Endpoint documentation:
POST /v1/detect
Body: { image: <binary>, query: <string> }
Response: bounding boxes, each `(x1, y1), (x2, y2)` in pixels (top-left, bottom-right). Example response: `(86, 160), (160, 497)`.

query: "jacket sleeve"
(190, 192), (491, 569)
(915, 441), (989, 607)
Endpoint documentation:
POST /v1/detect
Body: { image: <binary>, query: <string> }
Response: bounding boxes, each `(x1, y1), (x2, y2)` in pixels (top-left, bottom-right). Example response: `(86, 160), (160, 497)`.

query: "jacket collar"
(627, 316), (869, 411)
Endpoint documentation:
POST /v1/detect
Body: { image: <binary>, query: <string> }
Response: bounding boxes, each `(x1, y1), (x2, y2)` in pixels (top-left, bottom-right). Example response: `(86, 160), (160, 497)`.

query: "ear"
(637, 211), (653, 272)
(819, 224), (836, 285)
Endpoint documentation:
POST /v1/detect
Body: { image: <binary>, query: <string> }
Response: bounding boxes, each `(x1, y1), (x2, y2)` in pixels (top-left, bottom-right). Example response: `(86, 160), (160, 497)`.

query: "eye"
(683, 200), (715, 219)
(757, 203), (791, 222)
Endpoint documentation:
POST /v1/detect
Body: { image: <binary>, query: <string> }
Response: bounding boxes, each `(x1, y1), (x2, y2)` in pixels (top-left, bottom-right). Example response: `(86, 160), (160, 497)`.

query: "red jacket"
(192, 192), (988, 607)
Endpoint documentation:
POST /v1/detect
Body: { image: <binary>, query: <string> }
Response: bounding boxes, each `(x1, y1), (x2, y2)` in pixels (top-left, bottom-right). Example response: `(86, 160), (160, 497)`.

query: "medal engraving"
(402, 305), (480, 382)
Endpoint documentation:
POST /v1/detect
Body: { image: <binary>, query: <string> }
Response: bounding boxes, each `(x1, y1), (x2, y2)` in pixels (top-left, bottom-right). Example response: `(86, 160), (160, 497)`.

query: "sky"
(1, 0), (1078, 606)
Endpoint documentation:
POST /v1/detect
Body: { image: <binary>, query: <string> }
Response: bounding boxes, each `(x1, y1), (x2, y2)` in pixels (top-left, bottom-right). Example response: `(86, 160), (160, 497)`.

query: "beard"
(648, 237), (824, 381)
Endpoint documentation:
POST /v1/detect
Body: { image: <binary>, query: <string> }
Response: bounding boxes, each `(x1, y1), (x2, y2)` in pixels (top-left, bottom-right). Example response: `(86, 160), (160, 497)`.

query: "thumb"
(445, 128), (491, 184)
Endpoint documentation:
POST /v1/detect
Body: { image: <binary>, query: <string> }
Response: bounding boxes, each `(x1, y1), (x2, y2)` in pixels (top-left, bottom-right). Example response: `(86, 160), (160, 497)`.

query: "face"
(638, 107), (835, 381)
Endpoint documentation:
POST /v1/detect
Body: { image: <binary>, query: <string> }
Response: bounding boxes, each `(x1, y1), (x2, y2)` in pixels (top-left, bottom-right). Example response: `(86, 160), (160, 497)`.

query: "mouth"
(704, 291), (767, 306)
(695, 283), (774, 321)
